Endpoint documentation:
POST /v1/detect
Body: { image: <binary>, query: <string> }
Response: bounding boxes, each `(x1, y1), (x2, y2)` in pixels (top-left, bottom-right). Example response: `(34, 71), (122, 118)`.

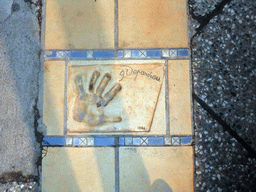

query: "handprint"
(73, 71), (122, 126)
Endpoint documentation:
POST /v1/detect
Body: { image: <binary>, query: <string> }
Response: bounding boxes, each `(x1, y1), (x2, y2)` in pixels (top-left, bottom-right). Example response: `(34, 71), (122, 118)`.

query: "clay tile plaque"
(67, 61), (165, 133)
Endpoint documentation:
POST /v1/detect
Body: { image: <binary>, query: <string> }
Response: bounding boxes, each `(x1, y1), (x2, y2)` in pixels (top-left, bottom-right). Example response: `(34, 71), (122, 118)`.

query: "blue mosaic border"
(42, 136), (192, 147)
(44, 49), (189, 60)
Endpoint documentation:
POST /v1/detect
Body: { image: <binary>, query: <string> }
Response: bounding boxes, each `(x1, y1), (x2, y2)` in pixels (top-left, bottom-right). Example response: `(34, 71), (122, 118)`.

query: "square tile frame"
(42, 59), (193, 138)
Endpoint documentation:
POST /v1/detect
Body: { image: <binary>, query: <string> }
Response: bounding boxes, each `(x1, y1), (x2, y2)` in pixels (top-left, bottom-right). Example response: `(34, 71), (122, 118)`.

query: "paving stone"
(43, 61), (65, 135)
(42, 147), (115, 192)
(168, 60), (192, 135)
(118, 0), (188, 48)
(44, 0), (115, 49)
(120, 147), (193, 192)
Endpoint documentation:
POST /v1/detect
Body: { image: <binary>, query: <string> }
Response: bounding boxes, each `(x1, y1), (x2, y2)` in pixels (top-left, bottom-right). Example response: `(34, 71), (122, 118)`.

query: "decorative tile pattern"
(57, 51), (70, 58)
(124, 50), (131, 58)
(70, 51), (86, 58)
(120, 147), (194, 192)
(78, 138), (87, 146)
(125, 137), (133, 145)
(44, 136), (192, 147)
(178, 49), (189, 57)
(72, 137), (87, 146)
(172, 137), (180, 145)
(42, 147), (115, 191)
(94, 137), (115, 146)
(119, 137), (125, 145)
(162, 49), (169, 57)
(44, 49), (189, 60)
(148, 137), (163, 145)
(147, 50), (161, 57)
(43, 137), (65, 146)
(45, 51), (56, 58)
(93, 50), (115, 58)
(132, 50), (139, 57)
(65, 137), (72, 146)
(43, 0), (192, 191)
(169, 49), (178, 58)
(139, 50), (147, 58)
(133, 137), (141, 145)
(72, 137), (79, 146)
(118, 50), (124, 57)
(141, 137), (148, 145)
(87, 137), (94, 146)
(164, 137), (172, 145)
(181, 137), (192, 145)
(87, 50), (93, 59)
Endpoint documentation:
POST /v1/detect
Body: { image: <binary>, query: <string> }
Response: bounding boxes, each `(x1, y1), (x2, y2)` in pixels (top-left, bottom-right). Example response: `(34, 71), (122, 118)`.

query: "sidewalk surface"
(0, 0), (255, 191)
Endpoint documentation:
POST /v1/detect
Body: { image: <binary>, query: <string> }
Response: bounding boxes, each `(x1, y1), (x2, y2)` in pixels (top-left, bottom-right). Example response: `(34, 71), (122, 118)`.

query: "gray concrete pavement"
(0, 0), (40, 191)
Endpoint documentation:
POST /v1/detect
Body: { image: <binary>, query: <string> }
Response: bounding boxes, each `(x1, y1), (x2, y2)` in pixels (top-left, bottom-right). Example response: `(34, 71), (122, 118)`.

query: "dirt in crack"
(0, 171), (37, 184)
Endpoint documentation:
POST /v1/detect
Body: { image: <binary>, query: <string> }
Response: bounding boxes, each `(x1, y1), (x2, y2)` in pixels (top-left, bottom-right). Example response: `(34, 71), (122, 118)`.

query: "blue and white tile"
(172, 137), (180, 145)
(65, 137), (73, 146)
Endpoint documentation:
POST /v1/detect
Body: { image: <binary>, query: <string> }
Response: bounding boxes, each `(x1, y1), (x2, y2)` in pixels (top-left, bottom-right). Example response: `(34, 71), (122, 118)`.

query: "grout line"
(193, 92), (256, 158)
(165, 60), (170, 135)
(63, 60), (68, 135)
(115, 137), (120, 192)
(41, 0), (46, 50)
(114, 0), (119, 54)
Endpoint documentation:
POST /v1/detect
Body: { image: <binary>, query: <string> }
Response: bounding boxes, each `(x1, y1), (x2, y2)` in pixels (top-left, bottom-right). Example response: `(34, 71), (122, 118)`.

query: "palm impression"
(73, 71), (122, 126)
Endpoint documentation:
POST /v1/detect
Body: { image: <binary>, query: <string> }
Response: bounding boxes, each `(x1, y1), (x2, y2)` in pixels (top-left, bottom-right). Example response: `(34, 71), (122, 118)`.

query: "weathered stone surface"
(118, 0), (188, 48)
(42, 147), (115, 192)
(0, 0), (14, 23)
(44, 0), (115, 49)
(0, 0), (40, 180)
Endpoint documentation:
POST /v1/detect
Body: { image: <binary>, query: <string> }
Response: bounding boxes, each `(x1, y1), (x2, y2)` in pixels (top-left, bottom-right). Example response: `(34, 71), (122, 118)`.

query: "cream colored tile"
(43, 61), (65, 135)
(67, 60), (166, 134)
(168, 60), (192, 135)
(118, 0), (188, 49)
(45, 0), (115, 49)
(120, 147), (194, 192)
(42, 147), (115, 192)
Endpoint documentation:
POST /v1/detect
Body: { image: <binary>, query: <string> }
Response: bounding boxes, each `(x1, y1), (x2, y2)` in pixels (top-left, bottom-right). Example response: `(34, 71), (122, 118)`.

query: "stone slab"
(120, 146), (194, 192)
(118, 0), (189, 49)
(42, 147), (115, 192)
(169, 60), (192, 135)
(44, 0), (115, 49)
(43, 61), (65, 135)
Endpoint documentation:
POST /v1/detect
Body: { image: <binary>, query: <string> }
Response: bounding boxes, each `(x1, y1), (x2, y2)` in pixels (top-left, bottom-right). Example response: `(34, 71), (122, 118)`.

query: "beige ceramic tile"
(43, 61), (65, 135)
(45, 0), (115, 49)
(118, 0), (188, 49)
(120, 147), (194, 192)
(67, 60), (166, 134)
(42, 147), (115, 192)
(168, 60), (192, 135)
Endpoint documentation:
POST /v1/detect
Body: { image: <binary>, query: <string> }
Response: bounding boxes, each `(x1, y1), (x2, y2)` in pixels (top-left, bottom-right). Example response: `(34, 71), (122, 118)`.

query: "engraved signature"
(119, 66), (161, 82)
